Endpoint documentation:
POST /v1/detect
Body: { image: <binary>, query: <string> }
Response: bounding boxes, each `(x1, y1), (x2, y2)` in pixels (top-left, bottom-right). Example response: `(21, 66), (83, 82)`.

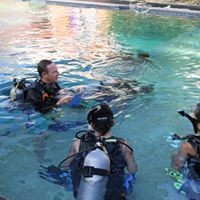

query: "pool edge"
(23, 0), (200, 18)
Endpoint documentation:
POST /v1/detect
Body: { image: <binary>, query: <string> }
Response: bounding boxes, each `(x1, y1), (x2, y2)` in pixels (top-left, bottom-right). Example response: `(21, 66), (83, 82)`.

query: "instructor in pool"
(63, 103), (138, 199)
(25, 59), (82, 113)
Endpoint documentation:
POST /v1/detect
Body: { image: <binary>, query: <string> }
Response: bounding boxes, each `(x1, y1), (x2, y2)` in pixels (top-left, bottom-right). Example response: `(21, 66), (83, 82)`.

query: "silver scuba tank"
(77, 148), (110, 200)
(10, 78), (28, 101)
(10, 87), (24, 101)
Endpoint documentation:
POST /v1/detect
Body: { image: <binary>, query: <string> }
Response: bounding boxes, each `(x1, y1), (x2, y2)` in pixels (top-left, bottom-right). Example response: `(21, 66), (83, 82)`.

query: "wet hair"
(193, 103), (200, 122)
(138, 52), (150, 59)
(37, 59), (52, 77)
(87, 103), (114, 136)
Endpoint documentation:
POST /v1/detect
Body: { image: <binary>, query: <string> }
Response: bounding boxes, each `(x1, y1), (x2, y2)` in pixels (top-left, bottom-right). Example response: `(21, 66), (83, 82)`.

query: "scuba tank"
(10, 77), (34, 101)
(10, 87), (24, 101)
(77, 148), (110, 200)
(10, 78), (28, 101)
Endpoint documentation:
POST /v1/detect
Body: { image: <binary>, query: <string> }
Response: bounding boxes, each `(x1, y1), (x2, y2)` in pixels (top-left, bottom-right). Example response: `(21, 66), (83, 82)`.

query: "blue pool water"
(0, 0), (200, 200)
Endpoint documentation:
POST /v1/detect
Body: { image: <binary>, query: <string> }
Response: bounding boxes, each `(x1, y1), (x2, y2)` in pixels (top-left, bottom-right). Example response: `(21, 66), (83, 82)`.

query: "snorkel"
(172, 109), (199, 140)
(177, 110), (198, 134)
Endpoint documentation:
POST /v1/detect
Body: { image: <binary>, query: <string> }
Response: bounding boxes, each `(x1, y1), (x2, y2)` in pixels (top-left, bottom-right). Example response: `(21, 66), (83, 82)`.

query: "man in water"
(63, 103), (137, 199)
(25, 59), (74, 113)
(171, 103), (200, 199)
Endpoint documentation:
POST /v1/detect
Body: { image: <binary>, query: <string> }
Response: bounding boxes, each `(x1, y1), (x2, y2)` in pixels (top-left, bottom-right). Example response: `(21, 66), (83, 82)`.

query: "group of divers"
(1, 59), (200, 200)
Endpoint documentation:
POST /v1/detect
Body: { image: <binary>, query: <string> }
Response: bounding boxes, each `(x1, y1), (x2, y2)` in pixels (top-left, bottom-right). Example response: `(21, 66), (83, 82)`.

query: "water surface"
(0, 1), (200, 200)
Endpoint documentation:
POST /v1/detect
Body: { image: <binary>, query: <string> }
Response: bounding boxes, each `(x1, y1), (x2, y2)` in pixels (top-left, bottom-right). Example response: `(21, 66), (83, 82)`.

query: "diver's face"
(45, 63), (59, 83)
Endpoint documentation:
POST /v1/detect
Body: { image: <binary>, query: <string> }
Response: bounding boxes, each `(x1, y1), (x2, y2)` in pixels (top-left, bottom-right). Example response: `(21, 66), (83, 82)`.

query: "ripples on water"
(0, 1), (200, 200)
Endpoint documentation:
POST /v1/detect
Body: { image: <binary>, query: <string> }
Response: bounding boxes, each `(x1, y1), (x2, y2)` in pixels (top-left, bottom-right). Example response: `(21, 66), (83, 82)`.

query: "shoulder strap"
(105, 136), (133, 152)
(81, 166), (109, 177)
(188, 135), (200, 155)
(79, 132), (97, 153)
(23, 80), (45, 100)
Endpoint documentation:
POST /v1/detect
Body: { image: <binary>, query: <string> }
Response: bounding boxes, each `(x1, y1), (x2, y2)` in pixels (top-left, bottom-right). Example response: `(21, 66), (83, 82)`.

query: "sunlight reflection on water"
(0, 1), (200, 200)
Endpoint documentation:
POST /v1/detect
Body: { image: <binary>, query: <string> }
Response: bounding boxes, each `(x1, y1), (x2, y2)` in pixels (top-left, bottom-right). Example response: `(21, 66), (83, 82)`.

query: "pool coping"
(27, 0), (200, 18)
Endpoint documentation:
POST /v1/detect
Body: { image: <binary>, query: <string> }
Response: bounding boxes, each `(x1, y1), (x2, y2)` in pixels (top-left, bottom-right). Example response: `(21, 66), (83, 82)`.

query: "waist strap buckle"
(81, 166), (109, 178)
(81, 166), (94, 177)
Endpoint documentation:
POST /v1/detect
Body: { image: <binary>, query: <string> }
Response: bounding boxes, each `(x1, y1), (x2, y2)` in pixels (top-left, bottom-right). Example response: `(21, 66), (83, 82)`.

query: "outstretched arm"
(62, 140), (80, 169)
(56, 95), (73, 106)
(123, 142), (138, 174)
(171, 142), (196, 170)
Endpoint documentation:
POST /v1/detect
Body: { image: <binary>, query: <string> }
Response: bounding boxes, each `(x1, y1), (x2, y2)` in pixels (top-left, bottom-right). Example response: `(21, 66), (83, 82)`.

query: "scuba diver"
(10, 59), (83, 113)
(39, 103), (137, 199)
(98, 78), (153, 98)
(81, 78), (153, 105)
(62, 103), (137, 199)
(171, 103), (200, 199)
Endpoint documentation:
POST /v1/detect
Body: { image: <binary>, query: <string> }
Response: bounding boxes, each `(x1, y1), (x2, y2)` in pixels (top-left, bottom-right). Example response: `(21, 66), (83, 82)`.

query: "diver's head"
(37, 59), (59, 84)
(192, 103), (200, 134)
(193, 103), (200, 122)
(87, 103), (114, 136)
(137, 52), (150, 59)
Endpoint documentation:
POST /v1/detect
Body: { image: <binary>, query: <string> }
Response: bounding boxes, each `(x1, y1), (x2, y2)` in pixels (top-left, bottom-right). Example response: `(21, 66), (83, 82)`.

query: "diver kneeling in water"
(171, 103), (200, 200)
(61, 103), (137, 199)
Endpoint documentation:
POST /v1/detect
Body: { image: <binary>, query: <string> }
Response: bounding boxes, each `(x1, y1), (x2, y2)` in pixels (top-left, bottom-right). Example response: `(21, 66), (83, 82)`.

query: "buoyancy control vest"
(26, 80), (61, 113)
(70, 131), (127, 199)
(187, 135), (200, 180)
(11, 78), (60, 101)
(10, 78), (61, 113)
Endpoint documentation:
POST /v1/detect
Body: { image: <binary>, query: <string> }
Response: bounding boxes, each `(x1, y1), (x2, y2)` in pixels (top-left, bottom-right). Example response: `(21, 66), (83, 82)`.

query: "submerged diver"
(99, 78), (153, 98)
(171, 103), (200, 199)
(61, 103), (137, 199)
(83, 72), (153, 103)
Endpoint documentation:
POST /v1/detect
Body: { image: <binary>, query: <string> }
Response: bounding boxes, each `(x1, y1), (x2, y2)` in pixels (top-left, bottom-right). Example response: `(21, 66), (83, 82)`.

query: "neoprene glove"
(123, 173), (136, 196)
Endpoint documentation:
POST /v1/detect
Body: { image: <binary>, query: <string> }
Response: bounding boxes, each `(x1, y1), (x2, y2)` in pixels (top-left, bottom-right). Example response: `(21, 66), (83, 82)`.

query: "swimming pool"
(0, 0), (200, 200)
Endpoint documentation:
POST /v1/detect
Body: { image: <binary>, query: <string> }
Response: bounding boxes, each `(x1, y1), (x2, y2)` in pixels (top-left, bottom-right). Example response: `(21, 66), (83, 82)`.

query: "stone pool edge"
(25, 0), (200, 18)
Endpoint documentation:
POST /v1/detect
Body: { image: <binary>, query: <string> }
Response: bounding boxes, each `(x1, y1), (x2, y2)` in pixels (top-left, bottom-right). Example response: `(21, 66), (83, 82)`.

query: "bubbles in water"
(165, 132), (181, 148)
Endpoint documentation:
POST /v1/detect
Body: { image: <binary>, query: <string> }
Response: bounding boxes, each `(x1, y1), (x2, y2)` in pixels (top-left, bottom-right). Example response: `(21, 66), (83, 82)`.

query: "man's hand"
(56, 95), (73, 106)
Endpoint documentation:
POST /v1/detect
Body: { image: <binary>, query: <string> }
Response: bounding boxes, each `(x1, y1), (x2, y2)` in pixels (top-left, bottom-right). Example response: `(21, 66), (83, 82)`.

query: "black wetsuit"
(70, 132), (127, 200)
(187, 135), (200, 180)
(25, 79), (61, 113)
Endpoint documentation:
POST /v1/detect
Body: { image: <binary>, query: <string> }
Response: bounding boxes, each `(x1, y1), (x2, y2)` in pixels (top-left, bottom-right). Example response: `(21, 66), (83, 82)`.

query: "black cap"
(87, 103), (114, 124)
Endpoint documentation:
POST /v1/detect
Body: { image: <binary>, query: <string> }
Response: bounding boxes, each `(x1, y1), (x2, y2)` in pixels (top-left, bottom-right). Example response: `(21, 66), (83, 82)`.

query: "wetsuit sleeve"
(26, 88), (58, 113)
